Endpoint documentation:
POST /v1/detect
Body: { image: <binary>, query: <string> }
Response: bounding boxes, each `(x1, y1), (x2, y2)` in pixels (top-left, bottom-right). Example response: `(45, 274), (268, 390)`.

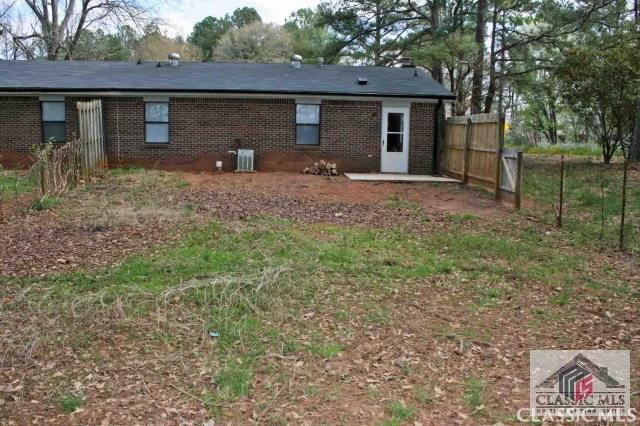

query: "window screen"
(296, 104), (320, 145)
(42, 101), (65, 143)
(145, 102), (169, 144)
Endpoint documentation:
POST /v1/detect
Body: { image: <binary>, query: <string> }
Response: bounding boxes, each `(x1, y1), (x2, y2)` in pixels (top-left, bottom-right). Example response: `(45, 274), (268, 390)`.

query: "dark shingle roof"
(0, 60), (454, 99)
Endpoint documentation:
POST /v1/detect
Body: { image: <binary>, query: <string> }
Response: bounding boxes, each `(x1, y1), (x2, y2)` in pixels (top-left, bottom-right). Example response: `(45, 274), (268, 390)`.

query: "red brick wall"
(96, 97), (388, 172)
(168, 98), (296, 171)
(318, 100), (382, 171)
(0, 96), (40, 166)
(0, 96), (436, 173)
(409, 103), (436, 174)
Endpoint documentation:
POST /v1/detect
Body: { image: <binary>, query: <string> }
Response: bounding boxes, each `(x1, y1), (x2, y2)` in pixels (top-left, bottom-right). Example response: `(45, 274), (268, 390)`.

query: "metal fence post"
(494, 112), (505, 199)
(619, 158), (628, 251)
(556, 155), (565, 227)
(515, 151), (523, 210)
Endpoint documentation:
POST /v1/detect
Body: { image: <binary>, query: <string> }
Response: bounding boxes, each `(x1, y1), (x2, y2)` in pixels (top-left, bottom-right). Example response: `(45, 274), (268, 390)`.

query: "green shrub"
(58, 394), (83, 413)
(28, 196), (60, 211)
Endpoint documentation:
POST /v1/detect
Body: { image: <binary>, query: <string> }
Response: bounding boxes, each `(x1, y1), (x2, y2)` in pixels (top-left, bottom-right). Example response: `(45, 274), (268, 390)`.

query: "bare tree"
(0, 3), (37, 59)
(0, 0), (155, 60)
(213, 22), (292, 63)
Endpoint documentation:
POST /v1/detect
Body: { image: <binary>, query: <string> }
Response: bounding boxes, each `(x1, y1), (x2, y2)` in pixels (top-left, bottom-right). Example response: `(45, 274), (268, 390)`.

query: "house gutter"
(0, 87), (457, 101)
(432, 99), (443, 175)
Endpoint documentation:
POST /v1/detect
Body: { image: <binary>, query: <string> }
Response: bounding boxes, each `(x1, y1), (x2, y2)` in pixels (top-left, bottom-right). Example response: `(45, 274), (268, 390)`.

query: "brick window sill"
(145, 143), (170, 149)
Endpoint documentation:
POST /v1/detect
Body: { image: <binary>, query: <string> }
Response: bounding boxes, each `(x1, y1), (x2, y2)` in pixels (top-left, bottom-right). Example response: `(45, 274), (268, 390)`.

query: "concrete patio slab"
(344, 173), (461, 183)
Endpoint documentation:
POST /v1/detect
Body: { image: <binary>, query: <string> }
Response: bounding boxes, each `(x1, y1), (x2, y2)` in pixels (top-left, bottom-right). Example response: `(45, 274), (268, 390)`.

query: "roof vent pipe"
(168, 52), (180, 66)
(316, 57), (324, 68)
(291, 54), (302, 68)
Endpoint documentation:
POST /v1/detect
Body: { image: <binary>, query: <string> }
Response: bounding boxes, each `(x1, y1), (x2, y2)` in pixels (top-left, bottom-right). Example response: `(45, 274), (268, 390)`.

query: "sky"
(158, 0), (322, 37)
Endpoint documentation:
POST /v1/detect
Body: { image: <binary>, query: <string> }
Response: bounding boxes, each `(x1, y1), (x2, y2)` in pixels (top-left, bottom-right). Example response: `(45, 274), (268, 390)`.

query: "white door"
(381, 106), (410, 173)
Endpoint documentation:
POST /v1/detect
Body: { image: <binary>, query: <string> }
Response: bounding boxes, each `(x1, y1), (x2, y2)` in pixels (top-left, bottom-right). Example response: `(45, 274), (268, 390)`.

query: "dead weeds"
(0, 168), (638, 425)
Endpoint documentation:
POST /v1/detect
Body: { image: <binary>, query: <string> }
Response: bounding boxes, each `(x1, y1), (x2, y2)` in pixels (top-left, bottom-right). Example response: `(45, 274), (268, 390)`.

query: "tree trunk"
(454, 66), (467, 115)
(630, 98), (640, 162)
(373, 0), (383, 66)
(549, 102), (558, 144)
(602, 136), (614, 164)
(483, 4), (499, 113)
(470, 0), (487, 114)
(429, 0), (443, 83)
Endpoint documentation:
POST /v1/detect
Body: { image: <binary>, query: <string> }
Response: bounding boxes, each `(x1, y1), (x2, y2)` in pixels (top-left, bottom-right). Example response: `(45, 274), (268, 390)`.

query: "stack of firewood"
(302, 160), (338, 176)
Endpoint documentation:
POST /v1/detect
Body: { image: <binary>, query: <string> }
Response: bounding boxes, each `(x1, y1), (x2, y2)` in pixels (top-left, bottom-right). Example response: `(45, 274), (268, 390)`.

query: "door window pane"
(387, 133), (403, 152)
(145, 102), (169, 122)
(296, 124), (320, 145)
(146, 123), (169, 143)
(296, 104), (320, 124)
(42, 101), (65, 122)
(387, 113), (404, 133)
(43, 122), (66, 143)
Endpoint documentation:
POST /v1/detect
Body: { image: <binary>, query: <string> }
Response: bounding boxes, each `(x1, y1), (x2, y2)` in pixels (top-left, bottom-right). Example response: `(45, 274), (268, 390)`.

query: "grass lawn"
(507, 143), (606, 157)
(0, 168), (35, 200)
(523, 155), (640, 254)
(0, 162), (638, 424)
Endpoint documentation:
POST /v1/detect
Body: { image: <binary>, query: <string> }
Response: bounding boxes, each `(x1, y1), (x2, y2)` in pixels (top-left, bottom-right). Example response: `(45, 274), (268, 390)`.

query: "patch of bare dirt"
(183, 171), (507, 219)
(0, 173), (192, 278)
(0, 308), (216, 425)
(1, 171), (504, 278)
(0, 211), (176, 278)
(0, 193), (32, 221)
(179, 188), (451, 232)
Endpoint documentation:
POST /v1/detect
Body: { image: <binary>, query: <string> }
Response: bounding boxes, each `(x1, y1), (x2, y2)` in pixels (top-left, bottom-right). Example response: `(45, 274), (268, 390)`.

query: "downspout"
(432, 99), (443, 175)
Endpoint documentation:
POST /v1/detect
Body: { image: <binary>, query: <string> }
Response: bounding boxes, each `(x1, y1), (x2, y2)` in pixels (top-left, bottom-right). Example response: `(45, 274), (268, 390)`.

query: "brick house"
(0, 56), (454, 173)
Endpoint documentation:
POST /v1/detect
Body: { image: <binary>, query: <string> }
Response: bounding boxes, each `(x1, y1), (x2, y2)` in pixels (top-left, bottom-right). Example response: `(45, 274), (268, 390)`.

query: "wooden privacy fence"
(77, 99), (106, 173)
(443, 113), (523, 208)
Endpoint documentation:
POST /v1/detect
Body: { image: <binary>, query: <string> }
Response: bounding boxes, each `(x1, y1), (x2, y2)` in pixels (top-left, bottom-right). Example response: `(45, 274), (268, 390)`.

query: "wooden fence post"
(462, 116), (472, 184)
(515, 151), (523, 210)
(88, 101), (93, 173)
(79, 104), (85, 174)
(494, 112), (505, 199)
(98, 100), (106, 167)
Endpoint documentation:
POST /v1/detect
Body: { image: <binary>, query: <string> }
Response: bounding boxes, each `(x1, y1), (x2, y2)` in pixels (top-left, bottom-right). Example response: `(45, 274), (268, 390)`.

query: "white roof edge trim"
(295, 97), (322, 105)
(143, 96), (170, 102)
(38, 95), (65, 101)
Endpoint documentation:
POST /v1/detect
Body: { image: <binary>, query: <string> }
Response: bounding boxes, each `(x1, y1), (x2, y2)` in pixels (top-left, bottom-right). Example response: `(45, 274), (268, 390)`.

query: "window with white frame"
(296, 104), (320, 145)
(41, 101), (66, 143)
(145, 102), (169, 143)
